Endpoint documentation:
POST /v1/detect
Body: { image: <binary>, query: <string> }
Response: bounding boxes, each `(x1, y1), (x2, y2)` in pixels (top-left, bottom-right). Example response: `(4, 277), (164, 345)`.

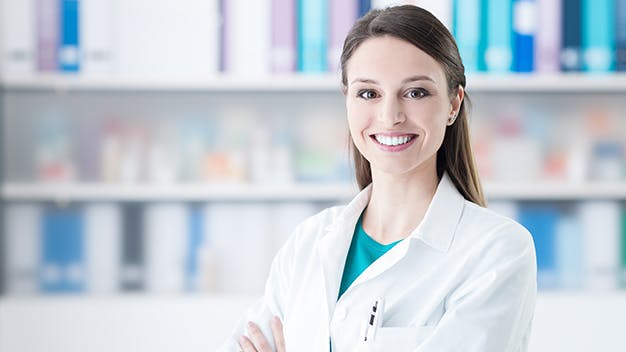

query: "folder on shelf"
(617, 0), (626, 71)
(36, 0), (59, 72)
(297, 0), (329, 72)
(579, 201), (620, 290)
(120, 203), (144, 291)
(358, 0), (371, 18)
(5, 204), (41, 295)
(518, 204), (559, 289)
(328, 0), (357, 73)
(222, 0), (271, 75)
(555, 214), (583, 289)
(271, 0), (297, 73)
(512, 0), (536, 72)
(560, 0), (582, 71)
(80, 0), (113, 74)
(114, 0), (219, 77)
(534, 0), (561, 73)
(59, 0), (80, 72)
(453, 0), (482, 72)
(40, 205), (85, 293)
(582, 0), (615, 72)
(483, 0), (513, 72)
(144, 203), (188, 293)
(1, 0), (36, 74)
(85, 203), (121, 293)
(186, 205), (206, 291)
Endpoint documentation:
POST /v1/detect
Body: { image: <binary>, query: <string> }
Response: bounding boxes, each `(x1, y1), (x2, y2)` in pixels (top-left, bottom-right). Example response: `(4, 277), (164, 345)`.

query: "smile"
(372, 134), (416, 146)
(370, 133), (418, 152)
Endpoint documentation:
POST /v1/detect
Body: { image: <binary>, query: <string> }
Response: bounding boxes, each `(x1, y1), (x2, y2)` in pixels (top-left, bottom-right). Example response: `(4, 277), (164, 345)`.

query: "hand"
(238, 316), (286, 352)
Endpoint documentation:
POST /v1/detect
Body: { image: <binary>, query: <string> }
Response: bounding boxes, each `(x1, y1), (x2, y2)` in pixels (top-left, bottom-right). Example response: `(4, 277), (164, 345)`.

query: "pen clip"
(363, 299), (380, 342)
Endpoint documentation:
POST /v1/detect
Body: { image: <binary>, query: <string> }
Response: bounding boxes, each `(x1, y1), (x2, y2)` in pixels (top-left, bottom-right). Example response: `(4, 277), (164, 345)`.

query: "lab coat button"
(334, 307), (347, 320)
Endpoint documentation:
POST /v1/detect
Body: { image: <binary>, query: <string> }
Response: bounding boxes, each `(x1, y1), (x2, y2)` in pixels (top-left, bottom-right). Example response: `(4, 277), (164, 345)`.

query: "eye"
(405, 88), (429, 99)
(357, 89), (379, 100)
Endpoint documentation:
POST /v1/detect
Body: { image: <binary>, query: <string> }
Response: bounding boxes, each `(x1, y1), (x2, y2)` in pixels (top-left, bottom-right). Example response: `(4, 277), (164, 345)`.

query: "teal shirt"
(337, 213), (402, 300)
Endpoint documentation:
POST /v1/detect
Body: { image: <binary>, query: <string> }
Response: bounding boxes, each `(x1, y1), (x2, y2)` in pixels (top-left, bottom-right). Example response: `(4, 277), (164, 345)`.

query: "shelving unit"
(3, 73), (626, 92)
(2, 181), (626, 202)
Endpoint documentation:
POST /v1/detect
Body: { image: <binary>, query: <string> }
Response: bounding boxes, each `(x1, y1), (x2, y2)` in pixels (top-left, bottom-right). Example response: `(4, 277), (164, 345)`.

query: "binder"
(513, 0), (536, 72)
(484, 0), (514, 72)
(453, 0), (482, 72)
(85, 203), (121, 293)
(620, 207), (626, 287)
(223, 0), (271, 75)
(329, 0), (358, 73)
(114, 0), (219, 77)
(40, 204), (85, 293)
(579, 201), (620, 290)
(535, 0), (561, 72)
(80, 0), (113, 74)
(144, 203), (188, 293)
(271, 0), (297, 72)
(120, 203), (144, 291)
(1, 0), (36, 74)
(297, 0), (329, 72)
(59, 0), (80, 72)
(5, 204), (41, 294)
(358, 0), (372, 18)
(555, 215), (583, 289)
(560, 0), (582, 71)
(36, 0), (59, 72)
(186, 205), (205, 291)
(518, 204), (559, 289)
(582, 0), (615, 72)
(617, 0), (626, 71)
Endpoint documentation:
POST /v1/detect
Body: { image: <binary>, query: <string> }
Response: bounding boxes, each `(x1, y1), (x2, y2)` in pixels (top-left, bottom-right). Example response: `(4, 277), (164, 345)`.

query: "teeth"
(375, 134), (413, 146)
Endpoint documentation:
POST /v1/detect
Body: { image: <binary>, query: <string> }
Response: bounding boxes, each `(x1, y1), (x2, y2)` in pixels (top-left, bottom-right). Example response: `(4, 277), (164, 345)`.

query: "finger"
(238, 335), (257, 352)
(271, 316), (286, 352)
(246, 321), (272, 352)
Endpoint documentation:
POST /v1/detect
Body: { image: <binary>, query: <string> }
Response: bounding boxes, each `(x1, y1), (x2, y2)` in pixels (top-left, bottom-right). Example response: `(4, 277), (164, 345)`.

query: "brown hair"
(340, 5), (486, 207)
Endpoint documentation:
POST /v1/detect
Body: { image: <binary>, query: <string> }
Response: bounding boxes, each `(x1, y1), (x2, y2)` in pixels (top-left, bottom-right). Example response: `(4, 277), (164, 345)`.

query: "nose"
(377, 97), (406, 127)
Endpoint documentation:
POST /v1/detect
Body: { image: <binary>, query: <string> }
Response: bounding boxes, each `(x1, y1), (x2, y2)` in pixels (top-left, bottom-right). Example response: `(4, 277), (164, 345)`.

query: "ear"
(450, 85), (464, 117)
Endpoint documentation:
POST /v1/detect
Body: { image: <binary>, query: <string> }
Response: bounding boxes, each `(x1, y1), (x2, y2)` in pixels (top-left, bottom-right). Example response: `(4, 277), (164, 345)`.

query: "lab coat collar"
(408, 172), (466, 252)
(323, 172), (466, 252)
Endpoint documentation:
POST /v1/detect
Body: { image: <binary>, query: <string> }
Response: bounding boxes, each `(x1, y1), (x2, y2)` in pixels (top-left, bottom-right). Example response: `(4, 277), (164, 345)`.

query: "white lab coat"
(219, 173), (537, 351)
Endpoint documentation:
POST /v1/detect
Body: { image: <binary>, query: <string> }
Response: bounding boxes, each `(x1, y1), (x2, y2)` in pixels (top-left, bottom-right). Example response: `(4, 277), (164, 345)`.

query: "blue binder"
(561, 0), (582, 71)
(358, 0), (371, 18)
(186, 206), (205, 291)
(582, 0), (616, 72)
(519, 204), (559, 289)
(513, 0), (535, 72)
(297, 0), (329, 72)
(454, 0), (482, 72)
(617, 0), (626, 71)
(59, 0), (80, 72)
(484, 0), (513, 72)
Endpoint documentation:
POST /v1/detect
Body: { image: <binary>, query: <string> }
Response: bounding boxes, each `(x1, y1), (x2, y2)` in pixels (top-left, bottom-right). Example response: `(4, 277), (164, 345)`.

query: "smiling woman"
(219, 5), (536, 352)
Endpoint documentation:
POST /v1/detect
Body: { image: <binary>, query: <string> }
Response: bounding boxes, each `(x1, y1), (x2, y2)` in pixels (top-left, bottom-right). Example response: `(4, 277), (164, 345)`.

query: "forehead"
(346, 36), (446, 85)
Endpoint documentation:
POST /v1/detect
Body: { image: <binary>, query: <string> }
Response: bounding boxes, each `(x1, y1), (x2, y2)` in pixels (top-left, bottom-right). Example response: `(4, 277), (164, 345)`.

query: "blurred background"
(1, 0), (625, 351)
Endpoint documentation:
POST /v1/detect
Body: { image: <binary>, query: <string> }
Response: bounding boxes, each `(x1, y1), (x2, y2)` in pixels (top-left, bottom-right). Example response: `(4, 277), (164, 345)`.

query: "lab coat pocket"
(355, 325), (434, 352)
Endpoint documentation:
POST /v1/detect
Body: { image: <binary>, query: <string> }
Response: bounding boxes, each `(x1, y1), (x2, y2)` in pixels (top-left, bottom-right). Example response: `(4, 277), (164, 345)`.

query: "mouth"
(370, 133), (417, 147)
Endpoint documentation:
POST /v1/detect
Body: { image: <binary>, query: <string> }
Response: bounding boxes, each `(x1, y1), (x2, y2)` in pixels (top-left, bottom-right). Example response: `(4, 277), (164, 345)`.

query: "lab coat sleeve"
(416, 222), (537, 352)
(216, 223), (300, 352)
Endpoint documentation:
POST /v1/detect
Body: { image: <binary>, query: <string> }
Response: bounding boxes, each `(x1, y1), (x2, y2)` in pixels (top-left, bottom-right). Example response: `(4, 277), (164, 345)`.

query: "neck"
(362, 166), (440, 245)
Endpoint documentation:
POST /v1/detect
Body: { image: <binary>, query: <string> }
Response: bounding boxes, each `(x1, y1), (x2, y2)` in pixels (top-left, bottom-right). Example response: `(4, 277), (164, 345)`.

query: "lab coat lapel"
(316, 185), (371, 320)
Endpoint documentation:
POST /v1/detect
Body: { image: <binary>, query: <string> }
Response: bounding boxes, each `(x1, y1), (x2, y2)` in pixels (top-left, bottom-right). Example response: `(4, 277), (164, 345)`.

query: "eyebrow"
(350, 75), (436, 85)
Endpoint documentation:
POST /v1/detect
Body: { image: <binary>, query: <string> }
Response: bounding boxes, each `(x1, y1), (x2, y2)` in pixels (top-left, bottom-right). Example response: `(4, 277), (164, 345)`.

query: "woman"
(221, 5), (536, 352)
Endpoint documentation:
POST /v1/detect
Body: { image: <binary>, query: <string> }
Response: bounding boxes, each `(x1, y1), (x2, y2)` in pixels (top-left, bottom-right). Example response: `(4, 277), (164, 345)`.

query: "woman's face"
(344, 35), (462, 179)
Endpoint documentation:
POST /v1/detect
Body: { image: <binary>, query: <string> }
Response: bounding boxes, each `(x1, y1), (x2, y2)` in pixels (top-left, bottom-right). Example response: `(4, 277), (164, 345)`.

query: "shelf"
(0, 73), (343, 92)
(0, 182), (359, 202)
(1, 292), (626, 352)
(2, 181), (626, 201)
(2, 73), (626, 92)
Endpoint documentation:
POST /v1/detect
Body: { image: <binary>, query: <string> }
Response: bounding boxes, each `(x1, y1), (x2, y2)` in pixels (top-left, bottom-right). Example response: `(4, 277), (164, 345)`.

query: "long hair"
(340, 5), (486, 207)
